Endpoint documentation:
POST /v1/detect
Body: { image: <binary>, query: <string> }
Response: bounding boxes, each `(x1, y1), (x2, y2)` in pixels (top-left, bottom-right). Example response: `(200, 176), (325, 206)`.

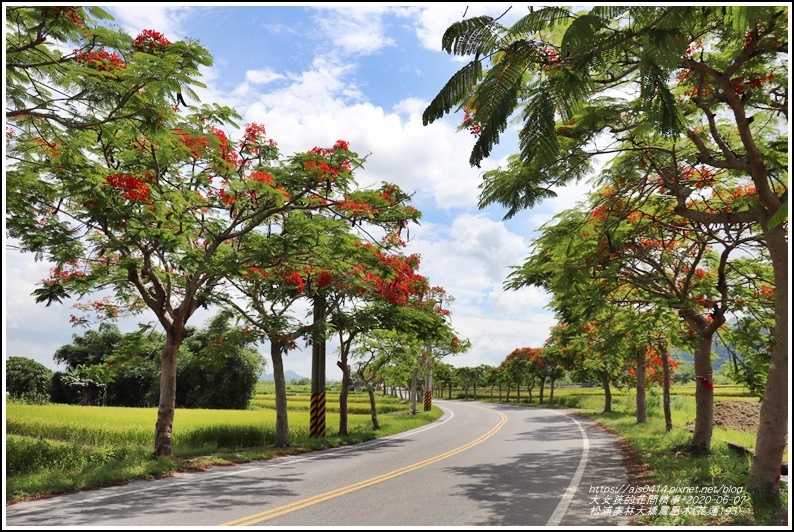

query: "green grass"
(5, 391), (442, 504)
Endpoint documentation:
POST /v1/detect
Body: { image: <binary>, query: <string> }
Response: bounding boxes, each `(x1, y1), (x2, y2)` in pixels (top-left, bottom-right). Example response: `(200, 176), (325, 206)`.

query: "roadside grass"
(470, 383), (787, 526)
(5, 392), (442, 504)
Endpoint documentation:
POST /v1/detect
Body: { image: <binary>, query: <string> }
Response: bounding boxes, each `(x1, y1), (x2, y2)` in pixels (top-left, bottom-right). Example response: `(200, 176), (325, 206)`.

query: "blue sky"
(4, 3), (593, 381)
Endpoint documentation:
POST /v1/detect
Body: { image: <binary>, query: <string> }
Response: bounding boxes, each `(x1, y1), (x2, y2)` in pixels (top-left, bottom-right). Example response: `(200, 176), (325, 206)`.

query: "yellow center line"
(220, 407), (507, 526)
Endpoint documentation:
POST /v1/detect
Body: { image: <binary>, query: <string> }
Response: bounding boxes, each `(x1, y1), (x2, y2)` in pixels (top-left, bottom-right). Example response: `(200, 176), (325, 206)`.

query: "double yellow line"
(221, 408), (507, 526)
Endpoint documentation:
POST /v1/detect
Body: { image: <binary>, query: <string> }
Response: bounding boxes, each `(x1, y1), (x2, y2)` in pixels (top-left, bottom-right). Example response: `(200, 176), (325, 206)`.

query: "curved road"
(5, 400), (634, 527)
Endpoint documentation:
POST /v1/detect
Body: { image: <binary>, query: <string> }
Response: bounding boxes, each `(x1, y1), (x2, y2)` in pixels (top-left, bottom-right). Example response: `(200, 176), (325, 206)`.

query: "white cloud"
(103, 5), (192, 41)
(245, 67), (286, 86)
(311, 6), (396, 56)
(408, 214), (528, 304)
(231, 68), (286, 98)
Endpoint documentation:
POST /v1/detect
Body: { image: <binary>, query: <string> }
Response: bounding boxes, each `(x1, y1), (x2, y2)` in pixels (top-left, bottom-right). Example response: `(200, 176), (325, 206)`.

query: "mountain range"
(260, 370), (306, 382)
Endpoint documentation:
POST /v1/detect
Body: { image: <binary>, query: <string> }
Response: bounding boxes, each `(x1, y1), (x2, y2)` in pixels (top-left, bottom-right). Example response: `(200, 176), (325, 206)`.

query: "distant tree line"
(6, 312), (265, 409)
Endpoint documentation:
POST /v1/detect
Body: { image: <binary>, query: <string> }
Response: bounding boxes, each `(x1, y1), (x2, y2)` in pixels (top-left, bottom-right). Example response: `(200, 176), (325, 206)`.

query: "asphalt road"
(5, 399), (634, 528)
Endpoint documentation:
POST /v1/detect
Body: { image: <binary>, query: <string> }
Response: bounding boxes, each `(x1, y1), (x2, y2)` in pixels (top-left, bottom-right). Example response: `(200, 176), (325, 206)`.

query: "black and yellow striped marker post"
(423, 371), (432, 411)
(309, 392), (326, 438)
(310, 294), (327, 438)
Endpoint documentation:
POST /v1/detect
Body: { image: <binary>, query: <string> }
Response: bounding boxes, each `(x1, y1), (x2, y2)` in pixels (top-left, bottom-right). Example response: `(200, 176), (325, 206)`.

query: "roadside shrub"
(552, 395), (582, 408)
(5, 356), (53, 402)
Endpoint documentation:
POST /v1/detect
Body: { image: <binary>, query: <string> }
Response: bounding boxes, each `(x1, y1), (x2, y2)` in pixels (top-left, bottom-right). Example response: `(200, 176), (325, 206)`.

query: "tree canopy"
(424, 5), (788, 504)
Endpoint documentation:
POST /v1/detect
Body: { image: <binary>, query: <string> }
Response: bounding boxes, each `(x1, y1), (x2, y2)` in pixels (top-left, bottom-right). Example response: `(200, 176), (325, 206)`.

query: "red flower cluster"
(244, 266), (269, 278)
(590, 205), (609, 221)
(106, 173), (151, 202)
(248, 170), (275, 186)
(315, 269), (333, 289)
(44, 263), (85, 286)
(756, 285), (775, 300)
(239, 123), (278, 158)
(339, 199), (374, 217)
(34, 137), (62, 157)
(132, 29), (171, 52)
(305, 159), (341, 179)
(179, 132), (209, 159)
(40, 6), (83, 28)
(283, 270), (305, 292)
(74, 48), (125, 72)
(541, 47), (560, 64)
(462, 107), (482, 137)
(684, 39), (704, 57)
(306, 142), (353, 177)
(241, 122), (267, 149)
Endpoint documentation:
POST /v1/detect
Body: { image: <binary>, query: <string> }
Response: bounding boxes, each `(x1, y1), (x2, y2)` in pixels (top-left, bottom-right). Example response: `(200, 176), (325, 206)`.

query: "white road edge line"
(545, 410), (590, 526)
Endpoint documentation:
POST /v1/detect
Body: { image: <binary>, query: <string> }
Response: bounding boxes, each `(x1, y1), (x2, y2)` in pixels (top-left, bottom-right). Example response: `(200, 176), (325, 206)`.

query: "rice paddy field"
(5, 386), (442, 504)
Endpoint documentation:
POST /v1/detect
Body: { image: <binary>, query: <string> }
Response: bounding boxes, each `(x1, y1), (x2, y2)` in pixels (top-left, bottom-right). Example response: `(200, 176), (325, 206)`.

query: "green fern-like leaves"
(560, 13), (604, 59)
(421, 61), (482, 125)
(638, 59), (684, 137)
(478, 155), (558, 219)
(441, 15), (502, 57)
(507, 6), (573, 38)
(468, 39), (541, 167)
(518, 82), (559, 168)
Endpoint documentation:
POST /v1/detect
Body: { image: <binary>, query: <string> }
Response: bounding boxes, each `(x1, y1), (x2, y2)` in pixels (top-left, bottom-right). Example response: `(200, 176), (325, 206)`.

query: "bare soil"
(712, 400), (762, 434)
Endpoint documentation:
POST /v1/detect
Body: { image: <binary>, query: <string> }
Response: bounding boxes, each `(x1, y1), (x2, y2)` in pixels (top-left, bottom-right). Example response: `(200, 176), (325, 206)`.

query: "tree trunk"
(539, 376), (546, 405)
(410, 368), (418, 414)
(153, 329), (181, 457)
(337, 357), (350, 436)
(363, 377), (379, 430)
(662, 349), (672, 432)
(601, 372), (612, 413)
(748, 223), (788, 506)
(690, 329), (715, 453)
(549, 377), (555, 405)
(271, 342), (289, 448)
(636, 347), (647, 423)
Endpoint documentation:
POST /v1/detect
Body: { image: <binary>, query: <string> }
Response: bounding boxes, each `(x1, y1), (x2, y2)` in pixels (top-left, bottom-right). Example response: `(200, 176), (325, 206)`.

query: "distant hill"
(673, 341), (731, 370)
(260, 370), (306, 382)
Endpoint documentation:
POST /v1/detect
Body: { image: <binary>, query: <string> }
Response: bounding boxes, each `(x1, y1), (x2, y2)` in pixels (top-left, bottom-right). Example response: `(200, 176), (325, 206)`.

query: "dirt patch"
(713, 400), (761, 434)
